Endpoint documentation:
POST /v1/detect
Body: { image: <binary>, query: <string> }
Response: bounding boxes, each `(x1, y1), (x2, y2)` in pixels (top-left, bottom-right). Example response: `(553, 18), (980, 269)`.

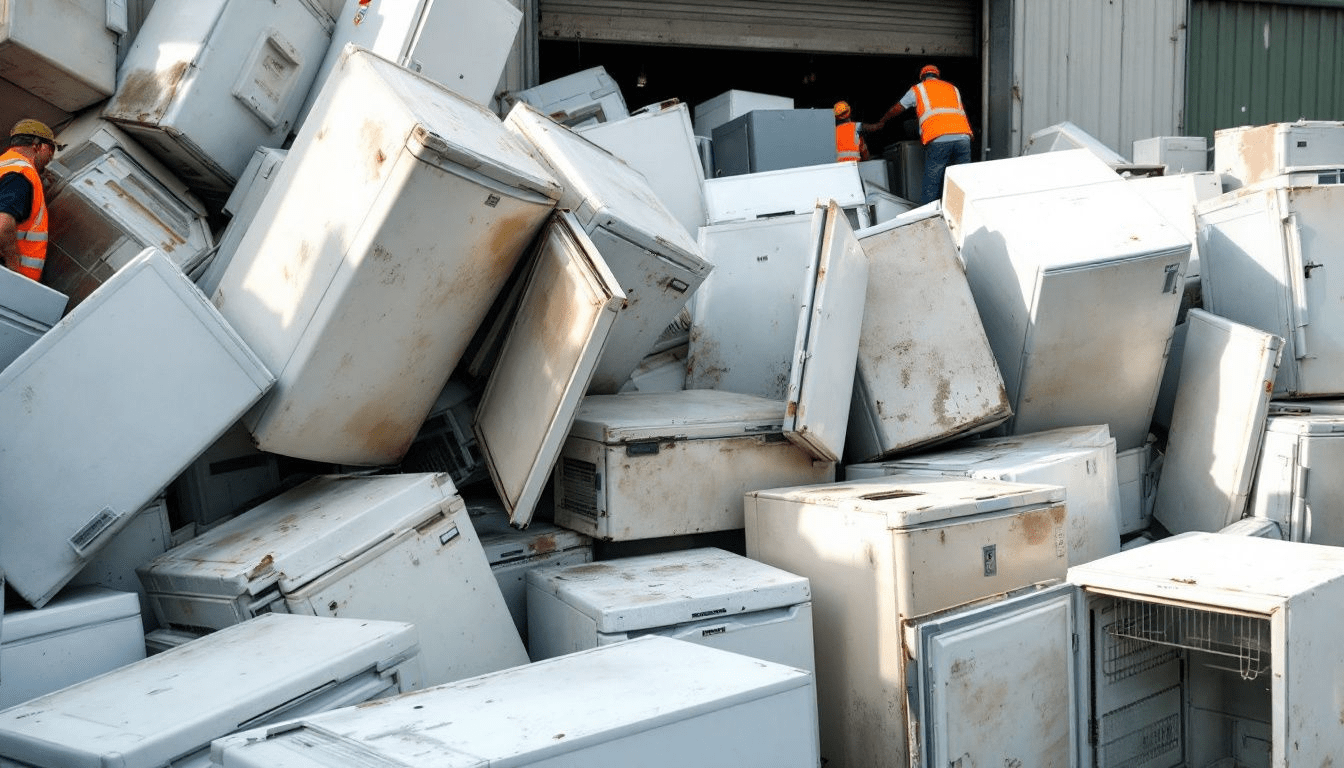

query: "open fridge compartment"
(1091, 594), (1273, 768)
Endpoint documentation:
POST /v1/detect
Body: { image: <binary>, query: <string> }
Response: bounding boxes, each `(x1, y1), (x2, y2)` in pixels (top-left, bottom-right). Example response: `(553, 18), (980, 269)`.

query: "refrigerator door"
(577, 101), (708, 241)
(0, 614), (422, 768)
(1153, 309), (1283, 535)
(213, 47), (560, 466)
(688, 213), (816, 399)
(847, 209), (1010, 462)
(474, 212), (626, 528)
(505, 102), (710, 395)
(0, 249), (274, 608)
(1250, 416), (1344, 544)
(0, 265), (67, 371)
(911, 583), (1086, 768)
(702, 162), (865, 224)
(783, 202), (868, 462)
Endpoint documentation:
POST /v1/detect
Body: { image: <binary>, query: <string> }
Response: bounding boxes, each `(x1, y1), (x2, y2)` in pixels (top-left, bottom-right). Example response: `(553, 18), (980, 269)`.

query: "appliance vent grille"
(561, 458), (599, 522)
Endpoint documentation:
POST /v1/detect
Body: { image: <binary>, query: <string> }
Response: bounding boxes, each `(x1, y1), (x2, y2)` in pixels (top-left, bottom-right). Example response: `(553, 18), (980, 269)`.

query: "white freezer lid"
(1264, 413), (1344, 435)
(210, 635), (812, 766)
(0, 586), (139, 644)
(138, 474), (459, 597)
(747, 474), (1066, 528)
(0, 614), (419, 768)
(469, 510), (591, 563)
(851, 425), (1114, 475)
(967, 181), (1191, 270)
(334, 47), (561, 200)
(568, 390), (787, 442)
(1067, 532), (1344, 611)
(0, 264), (67, 327)
(526, 547), (809, 632)
(503, 102), (704, 267)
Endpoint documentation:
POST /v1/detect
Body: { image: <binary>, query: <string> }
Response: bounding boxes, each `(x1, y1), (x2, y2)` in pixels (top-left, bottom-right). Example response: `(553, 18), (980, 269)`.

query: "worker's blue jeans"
(922, 135), (973, 205)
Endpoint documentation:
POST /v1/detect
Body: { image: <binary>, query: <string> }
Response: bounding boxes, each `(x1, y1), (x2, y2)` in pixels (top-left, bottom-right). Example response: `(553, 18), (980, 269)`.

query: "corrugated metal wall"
(537, 0), (977, 56)
(1187, 0), (1344, 142)
(984, 0), (1186, 160)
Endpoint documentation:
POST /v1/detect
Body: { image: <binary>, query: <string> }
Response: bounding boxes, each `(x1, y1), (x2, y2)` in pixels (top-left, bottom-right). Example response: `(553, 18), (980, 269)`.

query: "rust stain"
(245, 554), (275, 581)
(1020, 508), (1057, 546)
(112, 63), (190, 122)
(531, 533), (558, 555)
(786, 401), (797, 417)
(361, 120), (387, 182)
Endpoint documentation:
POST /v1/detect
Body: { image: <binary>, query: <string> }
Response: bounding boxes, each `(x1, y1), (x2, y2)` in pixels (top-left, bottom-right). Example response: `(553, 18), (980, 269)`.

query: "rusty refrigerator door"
(210, 47), (560, 466)
(474, 212), (626, 528)
(0, 248), (274, 608)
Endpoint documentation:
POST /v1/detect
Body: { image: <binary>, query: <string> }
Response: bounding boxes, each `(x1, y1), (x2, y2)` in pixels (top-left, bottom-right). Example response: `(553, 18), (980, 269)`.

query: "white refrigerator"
(527, 547), (815, 673)
(1153, 309), (1283, 535)
(473, 211), (625, 528)
(208, 635), (821, 768)
(0, 0), (120, 118)
(1213, 121), (1344, 190)
(504, 102), (711, 395)
(505, 66), (629, 128)
(0, 248), (274, 608)
(846, 208), (1010, 462)
(1249, 410), (1344, 545)
(845, 424), (1122, 567)
(0, 614), (423, 768)
(577, 100), (709, 241)
(744, 474), (1070, 768)
(553, 390), (834, 541)
(297, 0), (522, 127)
(904, 533), (1344, 767)
(701, 161), (868, 226)
(1197, 184), (1344, 397)
(103, 0), (334, 197)
(688, 202), (868, 462)
(959, 181), (1190, 451)
(0, 263), (66, 371)
(210, 46), (561, 466)
(137, 473), (529, 688)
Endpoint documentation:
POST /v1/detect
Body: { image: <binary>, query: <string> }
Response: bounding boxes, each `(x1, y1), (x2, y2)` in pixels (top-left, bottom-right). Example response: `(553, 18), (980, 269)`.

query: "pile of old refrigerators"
(3, 2), (1344, 766)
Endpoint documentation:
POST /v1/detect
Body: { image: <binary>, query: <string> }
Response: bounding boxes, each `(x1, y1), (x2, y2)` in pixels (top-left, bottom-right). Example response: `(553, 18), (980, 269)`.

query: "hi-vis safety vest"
(0, 149), (47, 281)
(835, 122), (862, 162)
(913, 79), (972, 145)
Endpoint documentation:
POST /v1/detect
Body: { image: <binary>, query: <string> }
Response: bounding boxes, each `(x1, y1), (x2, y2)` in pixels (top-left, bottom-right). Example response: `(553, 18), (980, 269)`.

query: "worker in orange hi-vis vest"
(833, 101), (881, 163)
(876, 64), (973, 205)
(0, 119), (63, 282)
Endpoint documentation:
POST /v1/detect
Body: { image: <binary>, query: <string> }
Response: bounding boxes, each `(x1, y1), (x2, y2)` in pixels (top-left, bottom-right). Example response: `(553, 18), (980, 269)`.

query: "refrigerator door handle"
(1282, 211), (1311, 359)
(1291, 461), (1309, 543)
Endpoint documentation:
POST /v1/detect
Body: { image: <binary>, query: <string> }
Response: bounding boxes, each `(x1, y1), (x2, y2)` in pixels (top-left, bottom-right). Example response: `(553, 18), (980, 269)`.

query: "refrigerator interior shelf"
(1105, 598), (1270, 681)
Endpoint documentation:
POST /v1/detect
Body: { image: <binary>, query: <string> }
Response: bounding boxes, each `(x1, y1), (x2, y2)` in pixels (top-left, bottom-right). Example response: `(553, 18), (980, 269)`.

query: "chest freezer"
(688, 203), (868, 462)
(211, 47), (560, 466)
(702, 162), (867, 224)
(1249, 412), (1344, 546)
(526, 547), (814, 673)
(1132, 135), (1209, 173)
(1198, 184), (1344, 398)
(1153, 309), (1282, 535)
(103, 0), (333, 198)
(846, 424), (1121, 567)
(506, 66), (628, 128)
(465, 495), (593, 642)
(941, 148), (1122, 247)
(960, 182), (1190, 451)
(744, 474), (1069, 768)
(577, 100), (708, 241)
(137, 473), (528, 688)
(0, 613), (422, 768)
(692, 89), (793, 139)
(0, 0), (119, 113)
(297, 0), (521, 129)
(0, 248), (274, 608)
(0, 586), (144, 709)
(0, 263), (66, 372)
(847, 209), (1010, 462)
(208, 635), (821, 768)
(473, 212), (625, 529)
(195, 146), (287, 296)
(553, 390), (835, 541)
(710, 108), (834, 178)
(907, 533), (1344, 767)
(505, 102), (710, 395)
(1214, 121), (1344, 190)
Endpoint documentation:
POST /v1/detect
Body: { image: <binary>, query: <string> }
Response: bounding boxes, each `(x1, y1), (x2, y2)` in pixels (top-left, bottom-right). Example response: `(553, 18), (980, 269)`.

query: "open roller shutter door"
(539, 0), (977, 56)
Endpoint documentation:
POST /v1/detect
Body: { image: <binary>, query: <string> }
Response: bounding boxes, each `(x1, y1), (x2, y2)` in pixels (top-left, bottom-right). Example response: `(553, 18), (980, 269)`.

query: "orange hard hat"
(833, 101), (852, 119)
(920, 64), (940, 79)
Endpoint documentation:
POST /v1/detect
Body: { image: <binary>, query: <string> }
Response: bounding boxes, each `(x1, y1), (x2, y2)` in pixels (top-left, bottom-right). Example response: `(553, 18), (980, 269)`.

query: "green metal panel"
(1187, 1), (1344, 142)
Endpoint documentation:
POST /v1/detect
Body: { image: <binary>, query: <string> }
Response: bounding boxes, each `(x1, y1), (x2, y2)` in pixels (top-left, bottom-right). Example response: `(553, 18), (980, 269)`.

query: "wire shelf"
(1105, 599), (1271, 681)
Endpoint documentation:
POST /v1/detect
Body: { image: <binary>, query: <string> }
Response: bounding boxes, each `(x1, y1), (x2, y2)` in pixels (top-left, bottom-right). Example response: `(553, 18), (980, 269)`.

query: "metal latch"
(982, 544), (997, 577)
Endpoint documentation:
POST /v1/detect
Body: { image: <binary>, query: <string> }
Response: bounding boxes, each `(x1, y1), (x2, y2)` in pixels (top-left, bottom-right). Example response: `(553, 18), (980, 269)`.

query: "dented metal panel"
(473, 211), (626, 528)
(211, 48), (560, 466)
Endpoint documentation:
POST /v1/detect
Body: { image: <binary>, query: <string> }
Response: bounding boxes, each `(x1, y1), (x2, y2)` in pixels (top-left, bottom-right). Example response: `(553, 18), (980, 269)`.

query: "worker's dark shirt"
(0, 172), (34, 224)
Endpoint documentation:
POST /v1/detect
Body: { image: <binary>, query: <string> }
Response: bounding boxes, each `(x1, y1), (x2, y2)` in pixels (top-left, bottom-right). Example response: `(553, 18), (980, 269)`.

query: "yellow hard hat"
(833, 101), (851, 119)
(10, 119), (55, 142)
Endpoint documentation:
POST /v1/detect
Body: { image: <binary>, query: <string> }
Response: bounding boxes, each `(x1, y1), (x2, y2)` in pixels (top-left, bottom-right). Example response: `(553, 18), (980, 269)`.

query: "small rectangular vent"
(561, 457), (600, 522)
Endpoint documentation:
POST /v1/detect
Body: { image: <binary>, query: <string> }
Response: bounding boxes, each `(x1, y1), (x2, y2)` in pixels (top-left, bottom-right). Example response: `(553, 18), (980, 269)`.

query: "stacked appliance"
(1250, 399), (1344, 545)
(1213, 121), (1344, 190)
(0, 0), (121, 129)
(506, 66), (628, 128)
(702, 161), (869, 228)
(710, 108), (833, 177)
